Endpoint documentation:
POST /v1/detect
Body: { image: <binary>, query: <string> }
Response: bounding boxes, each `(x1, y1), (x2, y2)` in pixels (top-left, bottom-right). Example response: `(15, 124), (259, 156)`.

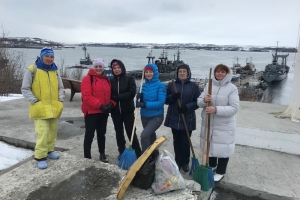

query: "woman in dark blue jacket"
(164, 64), (200, 172)
(136, 63), (166, 152)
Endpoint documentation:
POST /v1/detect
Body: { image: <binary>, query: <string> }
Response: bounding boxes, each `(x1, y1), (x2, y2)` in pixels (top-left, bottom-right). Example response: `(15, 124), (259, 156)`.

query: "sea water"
(13, 47), (296, 105)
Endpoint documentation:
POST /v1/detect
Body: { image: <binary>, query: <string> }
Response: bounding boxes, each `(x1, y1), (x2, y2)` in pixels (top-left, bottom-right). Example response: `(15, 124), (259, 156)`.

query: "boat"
(262, 43), (290, 83)
(127, 49), (185, 82)
(231, 68), (241, 82)
(241, 58), (256, 75)
(232, 57), (242, 73)
(249, 74), (261, 87)
(80, 44), (92, 65)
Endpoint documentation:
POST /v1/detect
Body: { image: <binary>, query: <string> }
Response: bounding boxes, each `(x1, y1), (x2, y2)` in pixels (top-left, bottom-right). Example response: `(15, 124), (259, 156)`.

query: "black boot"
(182, 164), (189, 172)
(100, 154), (108, 163)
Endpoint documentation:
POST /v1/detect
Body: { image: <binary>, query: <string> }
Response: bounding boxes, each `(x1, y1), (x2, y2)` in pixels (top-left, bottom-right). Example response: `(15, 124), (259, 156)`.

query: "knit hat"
(92, 58), (105, 68)
(144, 65), (153, 71)
(40, 47), (54, 58)
(111, 62), (119, 68)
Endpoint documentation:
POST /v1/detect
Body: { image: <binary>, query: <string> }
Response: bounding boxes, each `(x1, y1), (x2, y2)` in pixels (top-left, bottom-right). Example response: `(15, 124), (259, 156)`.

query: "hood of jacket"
(175, 63), (191, 83)
(212, 68), (233, 86)
(144, 63), (159, 83)
(110, 59), (126, 77)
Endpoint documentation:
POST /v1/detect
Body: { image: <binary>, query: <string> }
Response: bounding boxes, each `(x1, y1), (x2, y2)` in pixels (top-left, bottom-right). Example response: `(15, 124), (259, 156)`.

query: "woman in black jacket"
(164, 64), (200, 172)
(110, 59), (142, 158)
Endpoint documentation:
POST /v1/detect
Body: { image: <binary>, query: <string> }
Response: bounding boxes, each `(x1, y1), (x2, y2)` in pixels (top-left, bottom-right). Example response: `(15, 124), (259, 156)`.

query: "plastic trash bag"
(151, 149), (186, 194)
(131, 150), (159, 189)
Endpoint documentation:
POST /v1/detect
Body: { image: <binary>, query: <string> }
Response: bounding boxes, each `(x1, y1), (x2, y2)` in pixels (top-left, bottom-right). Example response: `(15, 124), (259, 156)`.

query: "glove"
(171, 92), (181, 100)
(111, 95), (119, 102)
(136, 102), (146, 108)
(178, 105), (187, 113)
(106, 102), (113, 111)
(100, 102), (113, 113)
(136, 93), (143, 101)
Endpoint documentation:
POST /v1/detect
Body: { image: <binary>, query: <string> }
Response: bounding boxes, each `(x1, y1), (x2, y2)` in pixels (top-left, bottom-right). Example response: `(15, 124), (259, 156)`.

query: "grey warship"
(262, 45), (290, 83)
(127, 49), (186, 82)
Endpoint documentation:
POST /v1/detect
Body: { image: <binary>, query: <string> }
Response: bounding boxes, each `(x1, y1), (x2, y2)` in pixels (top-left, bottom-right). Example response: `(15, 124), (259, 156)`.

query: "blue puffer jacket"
(164, 64), (200, 131)
(140, 64), (166, 118)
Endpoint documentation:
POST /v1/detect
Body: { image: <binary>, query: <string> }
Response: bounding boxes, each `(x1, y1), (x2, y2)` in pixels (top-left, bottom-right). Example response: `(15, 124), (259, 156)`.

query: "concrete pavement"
(0, 89), (300, 200)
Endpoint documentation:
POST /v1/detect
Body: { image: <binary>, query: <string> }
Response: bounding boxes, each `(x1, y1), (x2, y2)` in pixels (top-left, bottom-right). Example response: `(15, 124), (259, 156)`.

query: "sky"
(0, 0), (300, 47)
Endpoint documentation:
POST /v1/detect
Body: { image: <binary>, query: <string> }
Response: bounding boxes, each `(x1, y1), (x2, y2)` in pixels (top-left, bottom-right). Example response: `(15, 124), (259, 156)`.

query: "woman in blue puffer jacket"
(136, 63), (166, 152)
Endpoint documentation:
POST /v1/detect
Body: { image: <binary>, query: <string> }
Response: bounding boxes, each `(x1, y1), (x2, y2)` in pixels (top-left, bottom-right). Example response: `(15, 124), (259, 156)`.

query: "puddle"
(0, 141), (34, 171)
(27, 166), (121, 200)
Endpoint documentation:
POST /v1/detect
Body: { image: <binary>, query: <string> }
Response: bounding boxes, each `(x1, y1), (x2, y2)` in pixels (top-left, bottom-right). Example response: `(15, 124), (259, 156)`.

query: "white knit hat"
(92, 58), (105, 68)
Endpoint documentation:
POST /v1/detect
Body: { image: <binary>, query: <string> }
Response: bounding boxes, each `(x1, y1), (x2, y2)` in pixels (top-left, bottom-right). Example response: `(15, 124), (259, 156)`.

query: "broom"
(205, 68), (215, 188)
(193, 68), (215, 189)
(193, 116), (209, 191)
(117, 70), (145, 170)
(172, 80), (200, 175)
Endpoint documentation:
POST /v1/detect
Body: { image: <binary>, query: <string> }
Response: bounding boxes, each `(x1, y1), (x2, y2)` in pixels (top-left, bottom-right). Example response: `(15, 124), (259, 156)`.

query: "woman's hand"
(204, 94), (212, 103)
(205, 106), (216, 113)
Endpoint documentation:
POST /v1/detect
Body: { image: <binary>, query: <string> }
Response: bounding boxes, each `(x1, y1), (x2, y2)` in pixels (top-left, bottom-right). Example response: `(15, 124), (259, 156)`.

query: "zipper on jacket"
(176, 82), (184, 130)
(47, 71), (54, 118)
(118, 77), (122, 114)
(212, 85), (221, 129)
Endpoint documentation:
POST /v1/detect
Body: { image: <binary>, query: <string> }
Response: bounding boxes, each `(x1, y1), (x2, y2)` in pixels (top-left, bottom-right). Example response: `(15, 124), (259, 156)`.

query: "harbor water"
(15, 47), (296, 105)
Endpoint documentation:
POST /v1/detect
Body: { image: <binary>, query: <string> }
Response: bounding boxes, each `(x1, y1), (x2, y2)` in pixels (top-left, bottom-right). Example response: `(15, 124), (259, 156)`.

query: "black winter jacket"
(110, 59), (136, 114)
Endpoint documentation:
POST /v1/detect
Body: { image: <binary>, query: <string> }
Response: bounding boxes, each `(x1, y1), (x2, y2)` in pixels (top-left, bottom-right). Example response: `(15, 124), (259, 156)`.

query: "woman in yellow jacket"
(21, 47), (64, 169)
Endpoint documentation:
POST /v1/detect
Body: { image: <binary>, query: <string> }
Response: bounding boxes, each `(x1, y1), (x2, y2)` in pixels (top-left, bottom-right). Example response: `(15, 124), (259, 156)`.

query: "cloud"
(1, 0), (300, 46)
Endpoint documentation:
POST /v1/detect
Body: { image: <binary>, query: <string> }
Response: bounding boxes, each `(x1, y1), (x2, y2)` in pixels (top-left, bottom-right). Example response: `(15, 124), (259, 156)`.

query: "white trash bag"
(151, 149), (186, 194)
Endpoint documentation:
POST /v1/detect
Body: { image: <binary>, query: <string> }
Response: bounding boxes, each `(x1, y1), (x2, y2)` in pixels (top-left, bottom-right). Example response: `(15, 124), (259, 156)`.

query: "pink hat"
(92, 58), (105, 68)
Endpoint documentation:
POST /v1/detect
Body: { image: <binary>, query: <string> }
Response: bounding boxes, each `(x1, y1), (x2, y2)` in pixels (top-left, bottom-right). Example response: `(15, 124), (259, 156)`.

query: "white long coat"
(197, 72), (239, 158)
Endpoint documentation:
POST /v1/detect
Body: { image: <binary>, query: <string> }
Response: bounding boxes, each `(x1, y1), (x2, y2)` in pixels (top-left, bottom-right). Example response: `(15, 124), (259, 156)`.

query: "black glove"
(100, 102), (113, 113)
(106, 102), (113, 111)
(178, 105), (187, 113)
(111, 95), (119, 102)
(136, 93), (143, 101)
(171, 92), (181, 100)
(136, 102), (146, 108)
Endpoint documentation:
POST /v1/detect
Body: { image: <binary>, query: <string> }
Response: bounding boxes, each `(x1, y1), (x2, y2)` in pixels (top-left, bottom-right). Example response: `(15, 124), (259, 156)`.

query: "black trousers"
(84, 113), (108, 159)
(209, 157), (229, 175)
(171, 128), (192, 168)
(111, 112), (142, 157)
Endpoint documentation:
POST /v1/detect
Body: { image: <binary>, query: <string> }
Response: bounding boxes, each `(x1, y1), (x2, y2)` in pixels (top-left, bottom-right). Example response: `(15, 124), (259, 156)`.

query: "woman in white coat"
(197, 64), (239, 182)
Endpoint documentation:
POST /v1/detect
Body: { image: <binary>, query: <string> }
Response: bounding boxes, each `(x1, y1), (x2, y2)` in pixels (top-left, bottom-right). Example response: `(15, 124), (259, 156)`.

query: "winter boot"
(100, 154), (109, 163)
(48, 152), (59, 159)
(37, 161), (48, 169)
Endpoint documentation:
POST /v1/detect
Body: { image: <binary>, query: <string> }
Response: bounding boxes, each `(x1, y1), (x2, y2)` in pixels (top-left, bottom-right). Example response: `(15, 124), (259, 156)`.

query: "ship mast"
(146, 49), (155, 64)
(82, 44), (87, 59)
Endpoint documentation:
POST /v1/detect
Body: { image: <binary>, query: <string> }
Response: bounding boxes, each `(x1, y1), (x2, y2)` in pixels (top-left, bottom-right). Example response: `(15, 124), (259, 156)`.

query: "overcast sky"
(1, 0), (299, 46)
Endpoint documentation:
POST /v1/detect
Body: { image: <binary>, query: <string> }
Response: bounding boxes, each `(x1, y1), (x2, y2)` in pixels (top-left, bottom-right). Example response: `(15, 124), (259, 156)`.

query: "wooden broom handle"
(172, 79), (196, 156)
(201, 116), (208, 165)
(206, 68), (212, 163)
(130, 70), (145, 145)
